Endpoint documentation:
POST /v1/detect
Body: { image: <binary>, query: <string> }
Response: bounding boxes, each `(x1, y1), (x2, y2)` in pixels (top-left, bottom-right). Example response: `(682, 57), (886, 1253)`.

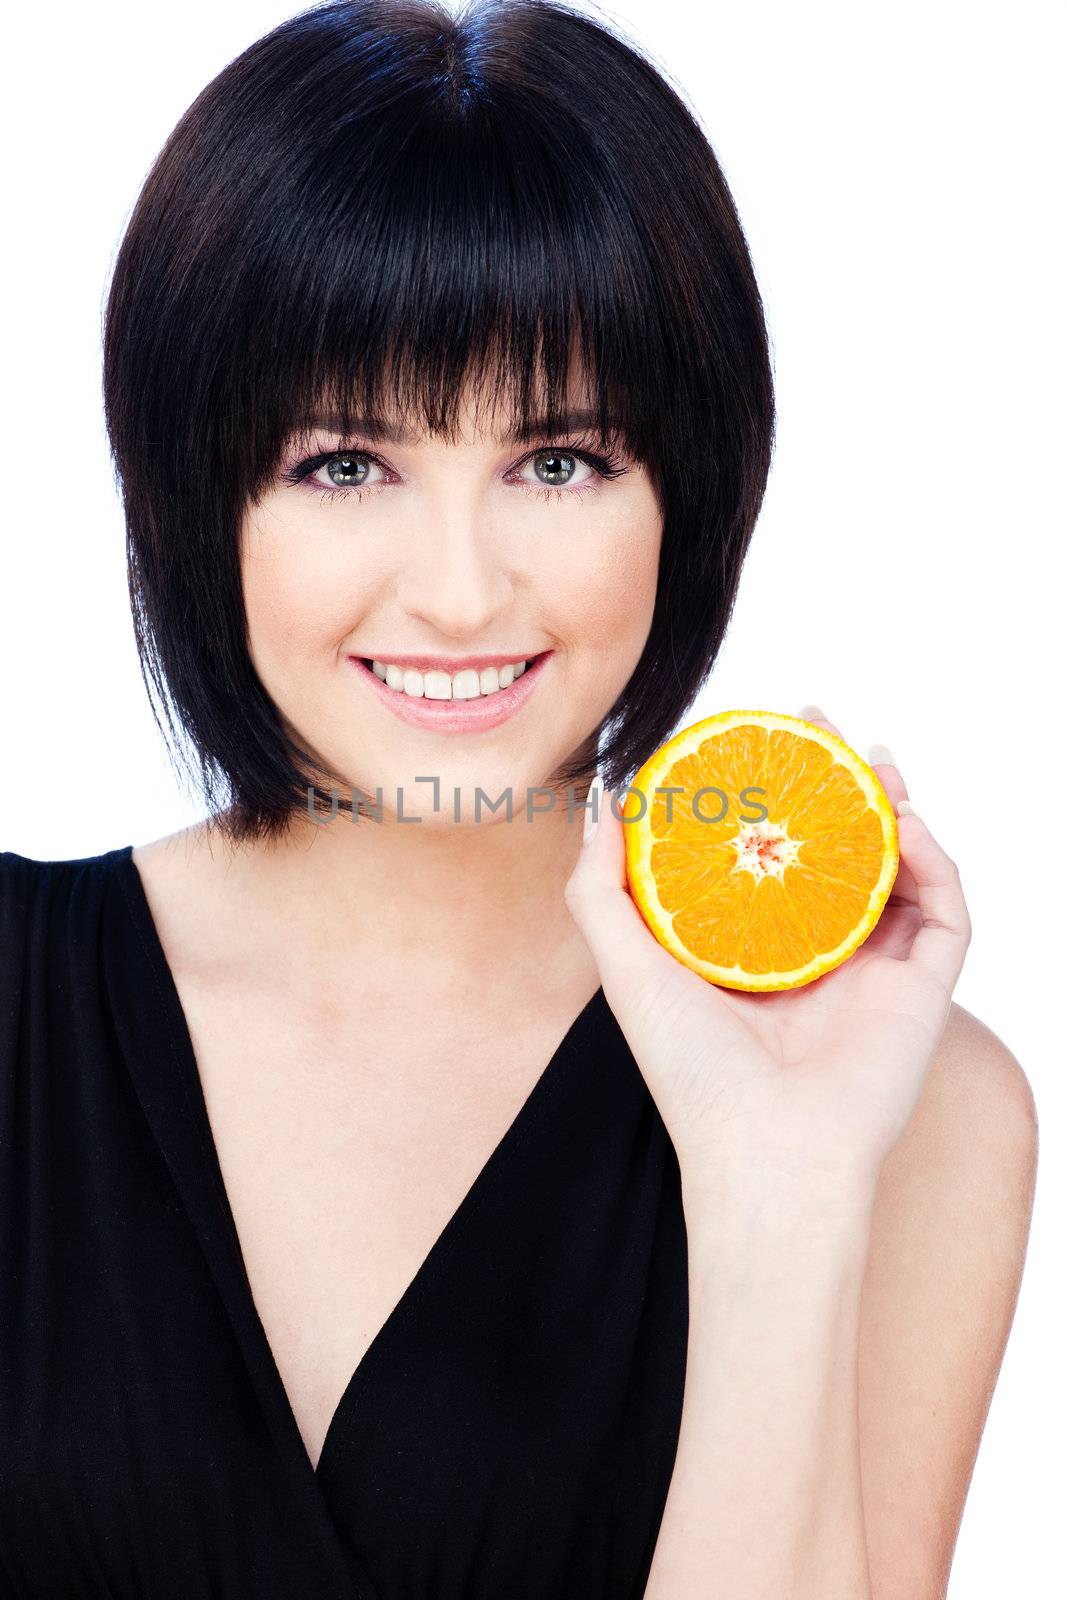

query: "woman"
(0, 1), (1036, 1596)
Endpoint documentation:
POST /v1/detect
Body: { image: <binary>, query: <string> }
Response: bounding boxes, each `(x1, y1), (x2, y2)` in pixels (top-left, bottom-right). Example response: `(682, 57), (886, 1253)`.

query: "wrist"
(679, 1154), (877, 1291)
(677, 1136), (881, 1225)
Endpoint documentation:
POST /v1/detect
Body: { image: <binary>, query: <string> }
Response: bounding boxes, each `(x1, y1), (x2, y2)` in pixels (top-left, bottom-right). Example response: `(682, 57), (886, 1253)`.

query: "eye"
(276, 446), (390, 502)
(321, 453), (375, 489)
(511, 443), (631, 502)
(522, 448), (589, 489)
(310, 451), (385, 496)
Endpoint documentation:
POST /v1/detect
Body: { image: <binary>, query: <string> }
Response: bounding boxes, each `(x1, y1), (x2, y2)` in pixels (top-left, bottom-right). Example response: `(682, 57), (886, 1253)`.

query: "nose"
(394, 516), (514, 639)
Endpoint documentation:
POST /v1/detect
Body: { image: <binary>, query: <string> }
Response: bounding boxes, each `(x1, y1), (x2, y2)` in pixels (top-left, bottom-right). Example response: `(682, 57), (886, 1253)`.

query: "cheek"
(241, 528), (354, 664)
(563, 581), (642, 642)
(560, 508), (660, 643)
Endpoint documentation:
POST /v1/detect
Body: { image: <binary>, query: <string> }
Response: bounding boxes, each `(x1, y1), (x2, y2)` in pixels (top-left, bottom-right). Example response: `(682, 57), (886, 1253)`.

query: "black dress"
(0, 844), (689, 1600)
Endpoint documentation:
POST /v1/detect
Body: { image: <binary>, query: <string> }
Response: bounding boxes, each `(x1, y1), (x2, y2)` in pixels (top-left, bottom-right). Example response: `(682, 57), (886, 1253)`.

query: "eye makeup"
(276, 433), (632, 505)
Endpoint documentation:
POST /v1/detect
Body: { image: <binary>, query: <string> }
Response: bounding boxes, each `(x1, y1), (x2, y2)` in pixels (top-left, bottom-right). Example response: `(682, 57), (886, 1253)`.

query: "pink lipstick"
(347, 650), (554, 733)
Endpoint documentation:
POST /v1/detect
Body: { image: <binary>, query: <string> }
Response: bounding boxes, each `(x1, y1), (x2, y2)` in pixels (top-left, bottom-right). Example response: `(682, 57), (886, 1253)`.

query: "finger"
(796, 703), (846, 743)
(867, 740), (910, 810)
(865, 741), (919, 906)
(896, 803), (972, 995)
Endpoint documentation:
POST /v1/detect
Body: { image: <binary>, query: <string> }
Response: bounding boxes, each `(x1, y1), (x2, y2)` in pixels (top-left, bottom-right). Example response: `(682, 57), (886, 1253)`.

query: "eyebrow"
(300, 407), (616, 446)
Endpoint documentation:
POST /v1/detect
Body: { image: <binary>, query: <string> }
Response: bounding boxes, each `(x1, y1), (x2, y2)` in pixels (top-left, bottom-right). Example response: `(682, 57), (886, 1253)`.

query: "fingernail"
(897, 800), (920, 818)
(868, 743), (897, 767)
(797, 704), (828, 721)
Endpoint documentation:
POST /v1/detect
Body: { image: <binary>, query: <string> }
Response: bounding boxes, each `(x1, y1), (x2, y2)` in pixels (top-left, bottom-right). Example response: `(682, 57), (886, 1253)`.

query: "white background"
(1, 2), (1062, 1591)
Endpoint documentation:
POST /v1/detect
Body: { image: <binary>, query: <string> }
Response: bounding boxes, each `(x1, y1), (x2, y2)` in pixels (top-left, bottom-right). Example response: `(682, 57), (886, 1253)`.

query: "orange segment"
(622, 710), (899, 991)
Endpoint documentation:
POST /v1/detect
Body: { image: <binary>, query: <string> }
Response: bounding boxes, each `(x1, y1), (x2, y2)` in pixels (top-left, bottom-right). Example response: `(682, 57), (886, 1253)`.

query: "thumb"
(563, 778), (680, 994)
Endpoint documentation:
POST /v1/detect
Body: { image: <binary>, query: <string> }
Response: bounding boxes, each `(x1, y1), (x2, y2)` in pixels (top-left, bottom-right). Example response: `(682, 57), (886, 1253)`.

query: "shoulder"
(868, 998), (1038, 1311)
(858, 1002), (1038, 1595)
(1, 847), (66, 932)
(942, 999), (1035, 1114)
(892, 1000), (1037, 1170)
(0, 848), (124, 1112)
(129, 820), (256, 988)
(1, 841), (138, 988)
(1, 843), (130, 911)
(868, 999), (1038, 1305)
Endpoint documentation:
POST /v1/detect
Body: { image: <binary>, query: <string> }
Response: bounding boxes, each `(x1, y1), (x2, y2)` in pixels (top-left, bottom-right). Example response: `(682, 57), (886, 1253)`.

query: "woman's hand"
(563, 709), (972, 1200)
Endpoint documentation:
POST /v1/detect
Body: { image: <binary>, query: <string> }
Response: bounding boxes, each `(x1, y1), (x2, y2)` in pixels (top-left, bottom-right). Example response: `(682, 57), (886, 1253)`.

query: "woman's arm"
(642, 1170), (876, 1600)
(563, 719), (976, 1599)
(641, 1006), (1037, 1600)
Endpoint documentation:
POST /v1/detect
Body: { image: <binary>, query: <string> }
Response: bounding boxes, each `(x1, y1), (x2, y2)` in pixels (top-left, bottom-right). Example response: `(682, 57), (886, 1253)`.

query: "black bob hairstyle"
(102, 0), (776, 846)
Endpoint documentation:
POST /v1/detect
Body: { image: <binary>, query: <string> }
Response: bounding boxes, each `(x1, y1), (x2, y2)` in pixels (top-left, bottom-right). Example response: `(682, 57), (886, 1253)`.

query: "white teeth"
(369, 657), (533, 699)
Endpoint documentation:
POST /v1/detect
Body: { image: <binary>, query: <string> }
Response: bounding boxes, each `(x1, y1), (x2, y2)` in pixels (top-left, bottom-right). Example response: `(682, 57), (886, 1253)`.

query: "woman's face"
(239, 379), (663, 828)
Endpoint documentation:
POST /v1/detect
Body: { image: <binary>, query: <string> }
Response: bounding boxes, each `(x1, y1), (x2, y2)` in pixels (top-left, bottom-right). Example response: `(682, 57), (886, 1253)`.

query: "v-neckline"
(113, 842), (607, 1491)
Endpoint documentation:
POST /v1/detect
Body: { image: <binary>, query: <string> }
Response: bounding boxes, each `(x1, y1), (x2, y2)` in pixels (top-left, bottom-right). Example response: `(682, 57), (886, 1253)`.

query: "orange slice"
(622, 709), (899, 991)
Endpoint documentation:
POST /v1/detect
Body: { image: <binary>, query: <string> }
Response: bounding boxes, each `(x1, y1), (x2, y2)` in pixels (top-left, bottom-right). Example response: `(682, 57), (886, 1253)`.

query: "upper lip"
(353, 651), (548, 673)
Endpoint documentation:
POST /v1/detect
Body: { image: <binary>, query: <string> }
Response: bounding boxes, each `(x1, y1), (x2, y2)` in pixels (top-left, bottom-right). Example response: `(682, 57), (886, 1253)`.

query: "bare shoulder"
(867, 996), (1039, 1325)
(867, 999), (1039, 1295)
(911, 1000), (1037, 1139)
(857, 1001), (1039, 1598)
(130, 815), (251, 981)
(131, 812), (238, 878)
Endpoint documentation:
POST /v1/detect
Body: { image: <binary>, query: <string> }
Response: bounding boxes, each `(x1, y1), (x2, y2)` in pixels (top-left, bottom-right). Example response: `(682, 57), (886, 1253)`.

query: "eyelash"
(278, 437), (631, 505)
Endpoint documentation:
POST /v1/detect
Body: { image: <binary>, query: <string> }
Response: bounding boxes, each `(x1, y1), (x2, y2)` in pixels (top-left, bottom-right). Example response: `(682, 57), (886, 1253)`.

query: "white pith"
(369, 658), (530, 699)
(732, 818), (803, 881)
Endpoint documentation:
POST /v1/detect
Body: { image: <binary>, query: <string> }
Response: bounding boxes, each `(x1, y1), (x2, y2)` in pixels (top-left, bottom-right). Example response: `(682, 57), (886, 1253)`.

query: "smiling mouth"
(357, 650), (549, 690)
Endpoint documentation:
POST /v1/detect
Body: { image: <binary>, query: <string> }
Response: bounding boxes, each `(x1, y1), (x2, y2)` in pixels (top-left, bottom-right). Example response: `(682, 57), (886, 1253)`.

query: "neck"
(199, 786), (598, 999)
